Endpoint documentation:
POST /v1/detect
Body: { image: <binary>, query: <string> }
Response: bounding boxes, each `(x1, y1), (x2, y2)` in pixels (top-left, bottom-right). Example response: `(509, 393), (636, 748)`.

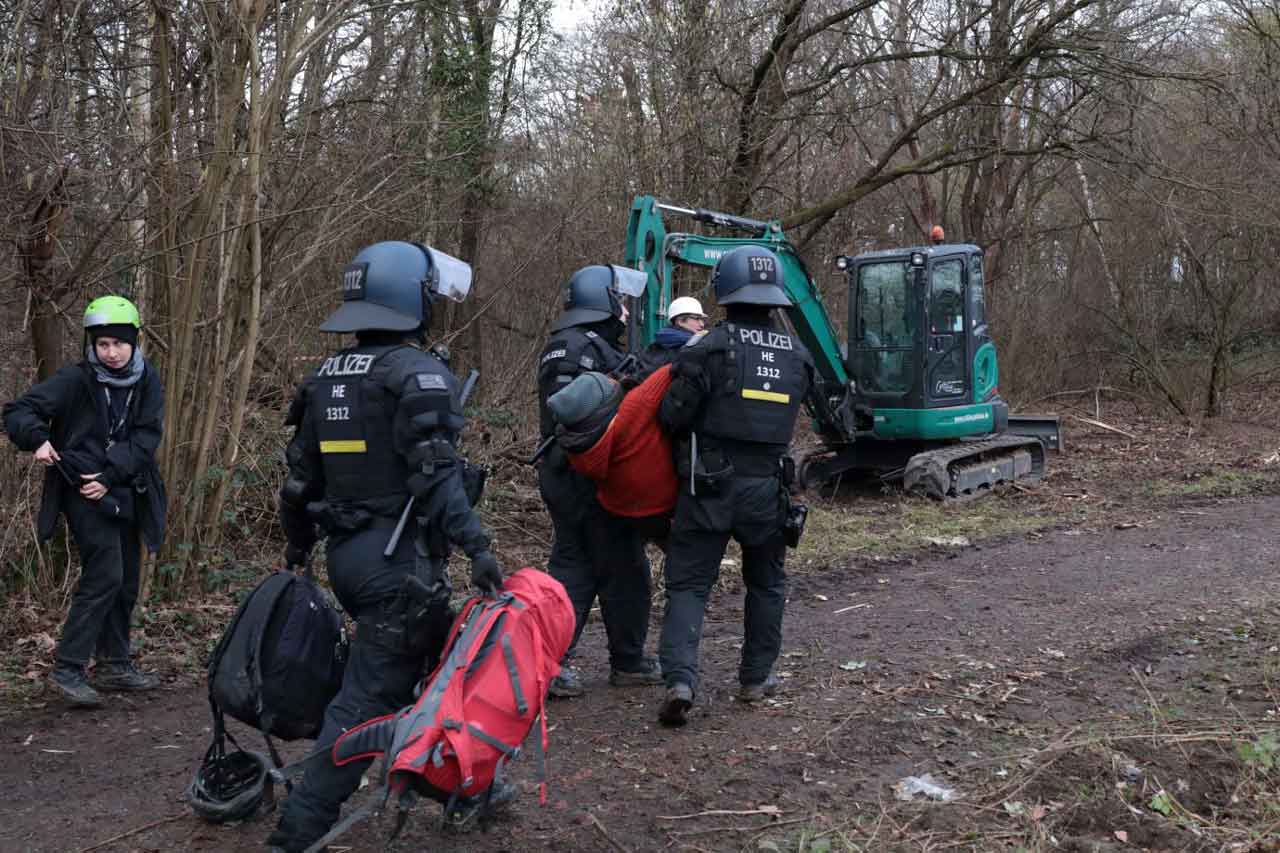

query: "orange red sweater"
(567, 366), (677, 518)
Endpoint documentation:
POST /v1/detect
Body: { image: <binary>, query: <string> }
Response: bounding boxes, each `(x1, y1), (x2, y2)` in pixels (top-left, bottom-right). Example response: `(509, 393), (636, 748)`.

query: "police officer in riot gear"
(268, 241), (503, 852)
(536, 265), (661, 697)
(655, 246), (815, 727)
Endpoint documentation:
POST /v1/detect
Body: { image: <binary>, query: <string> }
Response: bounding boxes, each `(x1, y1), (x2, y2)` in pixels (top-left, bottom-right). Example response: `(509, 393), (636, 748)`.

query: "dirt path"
(4, 496), (1280, 853)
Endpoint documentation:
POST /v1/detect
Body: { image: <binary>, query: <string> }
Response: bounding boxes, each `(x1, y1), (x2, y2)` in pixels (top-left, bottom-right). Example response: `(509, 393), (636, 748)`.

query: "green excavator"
(622, 195), (1061, 500)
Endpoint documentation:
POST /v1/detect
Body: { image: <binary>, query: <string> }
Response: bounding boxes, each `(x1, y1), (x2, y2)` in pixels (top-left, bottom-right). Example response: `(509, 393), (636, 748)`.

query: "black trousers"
(538, 459), (651, 672)
(56, 496), (142, 669)
(658, 475), (787, 693)
(272, 524), (428, 851)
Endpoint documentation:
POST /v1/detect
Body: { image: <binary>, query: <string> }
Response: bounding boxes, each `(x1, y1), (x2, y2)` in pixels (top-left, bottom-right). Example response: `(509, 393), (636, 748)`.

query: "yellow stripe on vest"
(742, 388), (791, 404)
(320, 440), (368, 454)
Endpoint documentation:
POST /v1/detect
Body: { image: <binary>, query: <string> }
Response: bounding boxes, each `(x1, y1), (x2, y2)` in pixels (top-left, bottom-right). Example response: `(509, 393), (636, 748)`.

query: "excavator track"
(902, 434), (1047, 502)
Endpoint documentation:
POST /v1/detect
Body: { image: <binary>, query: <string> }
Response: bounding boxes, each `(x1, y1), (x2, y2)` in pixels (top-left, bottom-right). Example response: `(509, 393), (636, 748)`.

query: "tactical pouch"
(693, 449), (734, 494)
(368, 575), (454, 662)
(780, 456), (797, 490)
(783, 500), (809, 548)
(307, 501), (372, 535)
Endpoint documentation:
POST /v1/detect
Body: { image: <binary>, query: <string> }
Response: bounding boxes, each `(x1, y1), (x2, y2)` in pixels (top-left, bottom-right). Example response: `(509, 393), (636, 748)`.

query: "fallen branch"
(833, 603), (871, 614)
(672, 816), (811, 836)
(587, 812), (632, 853)
(1068, 414), (1138, 440)
(658, 806), (783, 820)
(76, 813), (187, 853)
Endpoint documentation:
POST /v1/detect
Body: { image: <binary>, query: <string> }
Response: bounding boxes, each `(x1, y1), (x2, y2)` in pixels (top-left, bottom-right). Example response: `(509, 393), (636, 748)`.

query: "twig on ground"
(75, 813), (187, 852)
(1069, 414), (1139, 439)
(672, 816), (810, 836)
(658, 806), (784, 820)
(587, 812), (633, 853)
(1132, 666), (1192, 763)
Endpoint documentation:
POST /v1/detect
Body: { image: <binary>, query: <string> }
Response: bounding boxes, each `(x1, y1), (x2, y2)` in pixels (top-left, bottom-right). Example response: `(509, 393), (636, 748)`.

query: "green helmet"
(83, 296), (141, 330)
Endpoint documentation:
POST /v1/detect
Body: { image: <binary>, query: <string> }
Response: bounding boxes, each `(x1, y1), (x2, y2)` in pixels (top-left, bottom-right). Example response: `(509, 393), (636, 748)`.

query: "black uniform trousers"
(538, 455), (651, 672)
(659, 474), (787, 693)
(56, 495), (142, 670)
(272, 523), (426, 851)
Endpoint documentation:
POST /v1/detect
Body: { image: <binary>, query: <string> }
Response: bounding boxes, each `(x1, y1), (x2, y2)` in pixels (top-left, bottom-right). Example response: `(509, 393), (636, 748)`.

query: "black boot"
(609, 657), (663, 687)
(736, 672), (780, 703)
(49, 665), (103, 708)
(95, 661), (159, 692)
(657, 682), (694, 727)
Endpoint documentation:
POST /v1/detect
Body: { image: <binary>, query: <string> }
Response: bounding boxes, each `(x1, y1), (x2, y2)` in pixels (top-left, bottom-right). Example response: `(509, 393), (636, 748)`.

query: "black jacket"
(3, 360), (167, 551)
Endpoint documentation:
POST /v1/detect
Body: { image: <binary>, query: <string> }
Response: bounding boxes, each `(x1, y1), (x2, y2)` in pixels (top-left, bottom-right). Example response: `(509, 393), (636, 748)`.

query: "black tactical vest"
(536, 327), (624, 437)
(696, 323), (811, 447)
(308, 344), (417, 504)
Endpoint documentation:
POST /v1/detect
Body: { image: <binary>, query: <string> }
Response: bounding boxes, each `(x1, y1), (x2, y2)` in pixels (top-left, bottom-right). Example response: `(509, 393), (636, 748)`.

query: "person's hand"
(469, 551), (503, 595)
(79, 473), (107, 501)
(34, 441), (60, 467)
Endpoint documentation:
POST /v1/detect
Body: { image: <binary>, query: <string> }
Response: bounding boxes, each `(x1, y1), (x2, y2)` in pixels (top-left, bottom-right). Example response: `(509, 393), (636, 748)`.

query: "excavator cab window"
(969, 254), (987, 331)
(853, 261), (915, 394)
(926, 258), (968, 401)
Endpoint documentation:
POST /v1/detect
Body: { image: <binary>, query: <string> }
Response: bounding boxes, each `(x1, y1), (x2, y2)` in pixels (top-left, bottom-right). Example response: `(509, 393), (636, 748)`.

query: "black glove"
(469, 551), (503, 595)
(284, 543), (309, 571)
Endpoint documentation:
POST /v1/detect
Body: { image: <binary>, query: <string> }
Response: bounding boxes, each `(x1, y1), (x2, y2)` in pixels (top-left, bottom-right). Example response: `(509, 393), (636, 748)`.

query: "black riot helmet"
(186, 743), (272, 824)
(551, 265), (625, 332)
(711, 246), (791, 308)
(320, 241), (472, 333)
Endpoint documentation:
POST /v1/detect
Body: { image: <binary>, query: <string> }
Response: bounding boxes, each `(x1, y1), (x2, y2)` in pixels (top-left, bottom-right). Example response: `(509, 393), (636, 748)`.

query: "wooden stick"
(658, 807), (784, 820)
(587, 812), (632, 853)
(76, 813), (187, 853)
(1068, 414), (1138, 440)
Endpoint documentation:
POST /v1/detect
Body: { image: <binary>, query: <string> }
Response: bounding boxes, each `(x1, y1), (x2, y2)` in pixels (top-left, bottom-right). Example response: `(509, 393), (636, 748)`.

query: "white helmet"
(666, 296), (707, 321)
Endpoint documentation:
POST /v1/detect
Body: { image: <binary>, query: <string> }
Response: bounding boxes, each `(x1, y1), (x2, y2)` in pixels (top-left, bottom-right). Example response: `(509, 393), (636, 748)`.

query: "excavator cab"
(843, 245), (1007, 440)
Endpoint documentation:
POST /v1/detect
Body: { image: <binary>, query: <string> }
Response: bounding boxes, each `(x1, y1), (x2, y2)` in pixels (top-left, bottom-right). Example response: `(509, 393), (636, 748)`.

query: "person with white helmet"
(640, 295), (709, 374)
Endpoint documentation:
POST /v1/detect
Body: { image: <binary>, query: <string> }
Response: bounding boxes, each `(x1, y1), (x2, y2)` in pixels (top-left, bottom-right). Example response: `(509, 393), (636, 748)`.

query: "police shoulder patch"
(416, 372), (448, 391)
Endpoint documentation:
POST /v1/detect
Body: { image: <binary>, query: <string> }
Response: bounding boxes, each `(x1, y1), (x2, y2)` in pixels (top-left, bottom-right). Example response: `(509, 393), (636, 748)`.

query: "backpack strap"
(302, 784), (390, 853)
(500, 634), (529, 715)
(247, 573), (297, 735)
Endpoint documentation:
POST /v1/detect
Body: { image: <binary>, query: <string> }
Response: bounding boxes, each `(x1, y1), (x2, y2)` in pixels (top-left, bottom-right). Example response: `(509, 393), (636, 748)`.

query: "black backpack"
(206, 568), (348, 768)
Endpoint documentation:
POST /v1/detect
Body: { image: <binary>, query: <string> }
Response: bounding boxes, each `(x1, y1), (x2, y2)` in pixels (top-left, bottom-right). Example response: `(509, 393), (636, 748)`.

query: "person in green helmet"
(3, 295), (168, 708)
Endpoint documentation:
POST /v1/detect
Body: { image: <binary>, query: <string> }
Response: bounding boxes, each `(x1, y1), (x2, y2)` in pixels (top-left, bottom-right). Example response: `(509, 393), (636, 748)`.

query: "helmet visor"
(424, 247), (472, 303)
(608, 266), (647, 299)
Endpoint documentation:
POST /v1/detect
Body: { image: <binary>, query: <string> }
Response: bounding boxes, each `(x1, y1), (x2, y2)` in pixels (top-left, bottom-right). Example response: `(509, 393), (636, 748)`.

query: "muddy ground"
(3, 407), (1280, 852)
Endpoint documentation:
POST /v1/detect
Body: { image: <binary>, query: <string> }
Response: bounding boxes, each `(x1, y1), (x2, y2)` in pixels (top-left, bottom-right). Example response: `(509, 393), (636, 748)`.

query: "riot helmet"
(320, 241), (472, 333)
(710, 246), (791, 307)
(186, 744), (272, 824)
(549, 264), (647, 333)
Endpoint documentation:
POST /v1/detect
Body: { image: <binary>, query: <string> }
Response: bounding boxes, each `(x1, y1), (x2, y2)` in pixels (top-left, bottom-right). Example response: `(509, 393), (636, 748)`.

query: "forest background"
(2, 0), (1279, 603)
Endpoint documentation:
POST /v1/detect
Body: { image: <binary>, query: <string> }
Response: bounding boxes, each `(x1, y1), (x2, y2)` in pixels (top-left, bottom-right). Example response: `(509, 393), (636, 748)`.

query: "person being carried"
(547, 366), (678, 545)
(3, 296), (167, 708)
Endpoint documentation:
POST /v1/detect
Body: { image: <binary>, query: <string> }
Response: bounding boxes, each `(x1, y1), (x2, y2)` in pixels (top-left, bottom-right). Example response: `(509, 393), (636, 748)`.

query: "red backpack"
(314, 568), (574, 845)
